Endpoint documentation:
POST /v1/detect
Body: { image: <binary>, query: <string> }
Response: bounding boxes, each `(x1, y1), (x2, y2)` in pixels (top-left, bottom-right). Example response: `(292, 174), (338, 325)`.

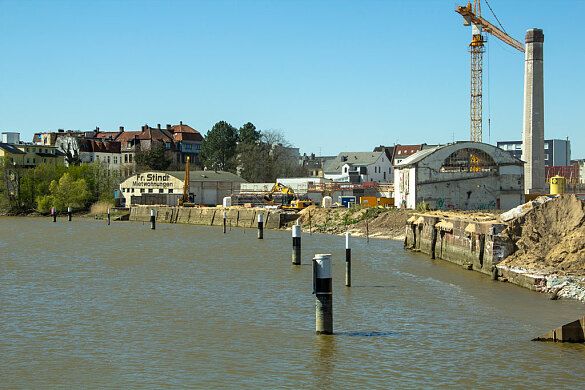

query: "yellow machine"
(550, 175), (566, 195)
(178, 157), (195, 207)
(283, 200), (315, 212)
(263, 182), (296, 205)
(263, 182), (314, 211)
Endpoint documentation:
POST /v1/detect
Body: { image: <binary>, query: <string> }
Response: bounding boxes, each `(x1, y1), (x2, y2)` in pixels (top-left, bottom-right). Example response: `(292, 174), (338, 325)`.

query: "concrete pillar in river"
(313, 253), (333, 335)
(257, 214), (264, 239)
(345, 233), (351, 287)
(292, 224), (301, 265)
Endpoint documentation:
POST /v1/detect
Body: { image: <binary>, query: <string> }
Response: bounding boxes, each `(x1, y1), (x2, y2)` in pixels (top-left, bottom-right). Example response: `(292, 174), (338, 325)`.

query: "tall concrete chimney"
(522, 28), (545, 193)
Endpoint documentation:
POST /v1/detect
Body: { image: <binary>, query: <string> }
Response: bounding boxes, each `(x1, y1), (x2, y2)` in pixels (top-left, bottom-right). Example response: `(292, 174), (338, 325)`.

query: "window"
(124, 154), (128, 163)
(165, 142), (171, 149)
(26, 148), (29, 152)
(107, 156), (111, 164)
(140, 189), (145, 193)
(440, 148), (497, 173)
(148, 188), (153, 193)
(27, 158), (30, 164)
(159, 189), (164, 193)
(129, 154), (133, 163)
(114, 156), (117, 164)
(168, 189), (173, 193)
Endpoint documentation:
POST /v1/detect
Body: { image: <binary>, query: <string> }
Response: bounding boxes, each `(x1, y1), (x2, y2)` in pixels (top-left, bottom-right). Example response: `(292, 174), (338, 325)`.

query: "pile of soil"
(500, 195), (585, 276)
(296, 205), (413, 240)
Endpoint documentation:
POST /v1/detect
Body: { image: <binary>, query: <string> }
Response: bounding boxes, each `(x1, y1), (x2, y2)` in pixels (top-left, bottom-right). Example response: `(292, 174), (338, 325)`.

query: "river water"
(1, 217), (584, 388)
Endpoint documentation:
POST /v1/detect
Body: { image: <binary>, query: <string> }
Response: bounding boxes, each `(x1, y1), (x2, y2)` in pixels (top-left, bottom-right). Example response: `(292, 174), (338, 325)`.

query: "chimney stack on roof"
(95, 127), (99, 132)
(157, 124), (161, 130)
(119, 126), (124, 132)
(180, 121), (183, 126)
(166, 124), (171, 130)
(141, 125), (147, 131)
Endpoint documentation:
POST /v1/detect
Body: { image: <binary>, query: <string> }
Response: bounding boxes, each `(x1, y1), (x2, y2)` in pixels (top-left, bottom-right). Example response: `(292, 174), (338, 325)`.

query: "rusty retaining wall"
(129, 205), (297, 230)
(404, 214), (514, 276)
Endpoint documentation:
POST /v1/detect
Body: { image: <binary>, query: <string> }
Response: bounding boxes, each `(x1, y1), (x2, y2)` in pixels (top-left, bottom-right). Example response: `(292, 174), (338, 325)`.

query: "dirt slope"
(296, 205), (413, 240)
(501, 195), (585, 276)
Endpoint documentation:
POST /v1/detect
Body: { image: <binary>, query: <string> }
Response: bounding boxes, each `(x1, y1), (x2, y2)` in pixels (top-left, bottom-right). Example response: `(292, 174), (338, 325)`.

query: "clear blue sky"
(1, 0), (583, 158)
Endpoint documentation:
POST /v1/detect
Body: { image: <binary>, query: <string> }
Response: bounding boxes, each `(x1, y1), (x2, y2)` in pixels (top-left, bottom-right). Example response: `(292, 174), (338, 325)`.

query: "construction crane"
(455, 1), (524, 145)
(178, 156), (194, 206)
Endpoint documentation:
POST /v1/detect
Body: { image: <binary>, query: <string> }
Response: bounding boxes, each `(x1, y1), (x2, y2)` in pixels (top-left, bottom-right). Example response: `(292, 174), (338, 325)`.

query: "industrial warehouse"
(119, 170), (246, 206)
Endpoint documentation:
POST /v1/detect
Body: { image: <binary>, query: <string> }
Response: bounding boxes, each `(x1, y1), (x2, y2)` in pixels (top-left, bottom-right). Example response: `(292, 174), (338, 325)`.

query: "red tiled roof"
(79, 139), (121, 153)
(95, 131), (120, 140)
(394, 144), (421, 157)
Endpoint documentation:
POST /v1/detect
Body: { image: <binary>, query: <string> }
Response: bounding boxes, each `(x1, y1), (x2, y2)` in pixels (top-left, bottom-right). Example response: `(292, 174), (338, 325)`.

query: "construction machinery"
(262, 182), (296, 205)
(455, 1), (524, 170)
(263, 182), (314, 211)
(178, 156), (195, 206)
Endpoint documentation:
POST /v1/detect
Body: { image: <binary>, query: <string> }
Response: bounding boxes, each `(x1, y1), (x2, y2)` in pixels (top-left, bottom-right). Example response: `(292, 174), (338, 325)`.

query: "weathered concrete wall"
(129, 205), (294, 230)
(405, 215), (514, 276)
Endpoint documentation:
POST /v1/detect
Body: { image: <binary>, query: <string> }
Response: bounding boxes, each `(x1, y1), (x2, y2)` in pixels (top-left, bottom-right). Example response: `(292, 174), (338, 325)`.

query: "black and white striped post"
(67, 206), (72, 222)
(223, 211), (227, 234)
(257, 214), (264, 239)
(292, 222), (301, 265)
(345, 233), (351, 287)
(107, 208), (111, 225)
(51, 207), (56, 223)
(150, 209), (156, 230)
(313, 253), (333, 335)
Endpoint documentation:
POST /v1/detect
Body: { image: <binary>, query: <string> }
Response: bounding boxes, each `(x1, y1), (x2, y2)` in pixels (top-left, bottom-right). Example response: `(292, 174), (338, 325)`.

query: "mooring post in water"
(150, 209), (156, 230)
(313, 253), (333, 335)
(309, 210), (312, 236)
(345, 233), (351, 287)
(257, 214), (264, 239)
(223, 211), (227, 234)
(107, 208), (111, 225)
(67, 206), (72, 222)
(366, 219), (369, 244)
(51, 207), (56, 222)
(292, 224), (301, 265)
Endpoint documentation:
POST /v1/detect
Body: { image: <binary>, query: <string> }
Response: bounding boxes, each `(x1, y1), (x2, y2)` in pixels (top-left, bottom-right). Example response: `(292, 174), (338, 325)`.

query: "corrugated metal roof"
(165, 170), (247, 183)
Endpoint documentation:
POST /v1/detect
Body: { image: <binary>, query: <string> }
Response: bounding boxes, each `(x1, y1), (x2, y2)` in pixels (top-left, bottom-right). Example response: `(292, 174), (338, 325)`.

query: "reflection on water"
(1, 216), (585, 388)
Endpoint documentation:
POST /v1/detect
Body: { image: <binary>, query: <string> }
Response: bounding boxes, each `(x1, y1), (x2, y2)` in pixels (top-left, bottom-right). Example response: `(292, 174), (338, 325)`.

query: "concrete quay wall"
(405, 214), (514, 276)
(130, 205), (296, 230)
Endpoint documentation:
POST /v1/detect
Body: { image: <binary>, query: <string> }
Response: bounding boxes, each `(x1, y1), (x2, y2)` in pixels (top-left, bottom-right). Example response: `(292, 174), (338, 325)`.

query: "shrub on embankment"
(0, 161), (120, 214)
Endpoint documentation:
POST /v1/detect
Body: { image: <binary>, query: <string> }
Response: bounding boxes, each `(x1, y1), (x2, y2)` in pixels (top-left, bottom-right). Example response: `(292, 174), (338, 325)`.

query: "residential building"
(497, 139), (571, 166)
(323, 151), (393, 183)
(299, 153), (335, 177)
(1, 133), (65, 167)
(78, 139), (123, 170)
(394, 142), (524, 210)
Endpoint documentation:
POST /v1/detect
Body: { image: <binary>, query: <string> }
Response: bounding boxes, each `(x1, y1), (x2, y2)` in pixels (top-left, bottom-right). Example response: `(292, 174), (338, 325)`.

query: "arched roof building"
(394, 142), (524, 210)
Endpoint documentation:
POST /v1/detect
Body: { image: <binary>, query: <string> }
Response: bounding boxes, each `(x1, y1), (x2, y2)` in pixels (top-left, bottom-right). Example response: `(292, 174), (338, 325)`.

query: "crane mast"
(456, 1), (524, 170)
